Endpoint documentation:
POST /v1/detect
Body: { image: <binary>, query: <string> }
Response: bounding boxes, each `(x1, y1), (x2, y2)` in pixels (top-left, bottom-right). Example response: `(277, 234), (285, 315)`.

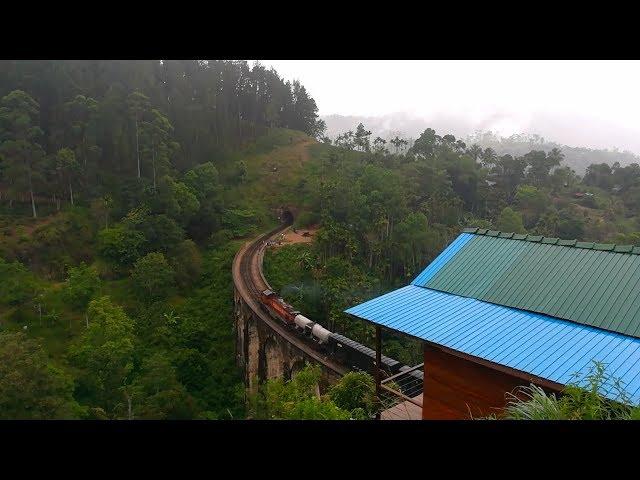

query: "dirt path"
(274, 225), (318, 247)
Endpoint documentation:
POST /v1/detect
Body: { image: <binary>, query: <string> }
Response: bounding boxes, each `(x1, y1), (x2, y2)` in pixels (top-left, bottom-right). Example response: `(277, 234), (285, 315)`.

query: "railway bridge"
(232, 213), (424, 419)
(232, 217), (347, 393)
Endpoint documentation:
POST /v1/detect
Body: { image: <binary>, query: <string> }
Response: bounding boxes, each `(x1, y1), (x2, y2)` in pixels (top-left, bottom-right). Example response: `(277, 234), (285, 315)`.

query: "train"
(259, 288), (417, 379)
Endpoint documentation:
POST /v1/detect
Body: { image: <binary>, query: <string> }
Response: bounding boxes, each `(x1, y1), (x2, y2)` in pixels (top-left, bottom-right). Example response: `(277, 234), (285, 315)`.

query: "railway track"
(232, 220), (348, 376)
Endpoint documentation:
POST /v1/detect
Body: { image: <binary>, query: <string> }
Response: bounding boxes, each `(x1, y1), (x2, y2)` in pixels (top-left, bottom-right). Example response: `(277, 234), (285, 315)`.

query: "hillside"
(3, 60), (640, 420)
(0, 126), (326, 420)
(0, 59), (327, 420)
(322, 114), (640, 175)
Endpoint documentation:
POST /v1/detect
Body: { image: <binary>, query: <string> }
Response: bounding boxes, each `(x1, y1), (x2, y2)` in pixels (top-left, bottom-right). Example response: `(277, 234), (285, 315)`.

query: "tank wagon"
(259, 289), (410, 378)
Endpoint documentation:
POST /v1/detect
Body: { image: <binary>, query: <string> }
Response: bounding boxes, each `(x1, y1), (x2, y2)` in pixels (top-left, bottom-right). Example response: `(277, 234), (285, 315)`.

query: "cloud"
(260, 60), (640, 154)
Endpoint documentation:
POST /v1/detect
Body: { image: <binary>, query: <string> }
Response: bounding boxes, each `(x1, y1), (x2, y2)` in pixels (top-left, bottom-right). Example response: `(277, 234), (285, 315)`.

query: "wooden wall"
(422, 345), (538, 420)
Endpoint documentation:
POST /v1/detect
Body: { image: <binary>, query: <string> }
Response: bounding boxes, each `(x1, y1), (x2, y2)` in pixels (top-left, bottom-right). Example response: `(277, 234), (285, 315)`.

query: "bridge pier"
(234, 285), (342, 393)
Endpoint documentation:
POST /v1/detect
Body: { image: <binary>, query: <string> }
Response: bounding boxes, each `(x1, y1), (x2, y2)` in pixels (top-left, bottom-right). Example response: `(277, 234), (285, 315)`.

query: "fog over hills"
(322, 112), (640, 175)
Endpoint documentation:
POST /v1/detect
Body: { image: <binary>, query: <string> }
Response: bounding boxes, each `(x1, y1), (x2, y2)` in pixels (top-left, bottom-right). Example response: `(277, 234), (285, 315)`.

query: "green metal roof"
(414, 228), (640, 338)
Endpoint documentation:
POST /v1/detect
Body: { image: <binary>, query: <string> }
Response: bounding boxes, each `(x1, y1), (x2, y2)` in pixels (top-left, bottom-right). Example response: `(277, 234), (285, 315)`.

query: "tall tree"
(0, 332), (82, 419)
(127, 90), (150, 179)
(55, 147), (79, 206)
(0, 90), (46, 217)
(140, 109), (176, 191)
(69, 296), (136, 416)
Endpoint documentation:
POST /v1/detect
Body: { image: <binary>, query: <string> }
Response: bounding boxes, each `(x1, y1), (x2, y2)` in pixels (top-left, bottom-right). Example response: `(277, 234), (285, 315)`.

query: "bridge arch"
(287, 359), (307, 380)
(262, 336), (286, 380)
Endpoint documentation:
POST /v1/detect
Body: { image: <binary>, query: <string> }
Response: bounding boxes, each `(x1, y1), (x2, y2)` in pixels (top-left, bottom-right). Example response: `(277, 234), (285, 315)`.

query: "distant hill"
(464, 131), (640, 176)
(322, 114), (640, 175)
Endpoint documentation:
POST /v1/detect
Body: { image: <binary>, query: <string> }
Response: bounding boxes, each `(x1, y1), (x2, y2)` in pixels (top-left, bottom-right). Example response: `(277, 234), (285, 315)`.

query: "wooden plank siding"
(422, 345), (549, 419)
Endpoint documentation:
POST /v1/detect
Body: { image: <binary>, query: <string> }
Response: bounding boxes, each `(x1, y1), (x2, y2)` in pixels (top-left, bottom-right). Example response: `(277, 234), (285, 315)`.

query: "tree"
(496, 207), (526, 234)
(525, 149), (563, 187)
(140, 108), (177, 191)
(353, 123), (372, 152)
(411, 128), (439, 158)
(372, 136), (388, 155)
(98, 225), (147, 267)
(131, 252), (176, 301)
(556, 210), (585, 239)
(0, 257), (39, 306)
(0, 332), (82, 419)
(170, 239), (202, 289)
(154, 175), (200, 226)
(489, 154), (527, 196)
(328, 371), (377, 418)
(127, 213), (185, 256)
(467, 143), (483, 162)
(55, 147), (80, 206)
(61, 94), (100, 171)
(583, 163), (613, 190)
(0, 90), (46, 218)
(69, 296), (136, 416)
(249, 364), (350, 420)
(63, 263), (101, 327)
(127, 90), (150, 179)
(126, 352), (199, 419)
(183, 161), (219, 201)
(515, 185), (550, 228)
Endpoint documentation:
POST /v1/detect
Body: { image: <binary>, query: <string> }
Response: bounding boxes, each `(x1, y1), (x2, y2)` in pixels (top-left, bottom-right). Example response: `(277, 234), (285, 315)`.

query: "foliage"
(499, 362), (640, 420)
(0, 257), (39, 305)
(130, 252), (175, 301)
(98, 225), (146, 268)
(169, 239), (203, 290)
(249, 365), (351, 420)
(127, 352), (200, 419)
(4, 60), (640, 421)
(328, 371), (377, 418)
(62, 262), (101, 310)
(0, 332), (83, 419)
(68, 296), (137, 417)
(496, 207), (526, 233)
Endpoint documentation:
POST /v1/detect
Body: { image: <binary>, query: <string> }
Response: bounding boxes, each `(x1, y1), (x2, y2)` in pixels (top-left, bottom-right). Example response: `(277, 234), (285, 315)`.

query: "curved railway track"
(232, 220), (348, 376)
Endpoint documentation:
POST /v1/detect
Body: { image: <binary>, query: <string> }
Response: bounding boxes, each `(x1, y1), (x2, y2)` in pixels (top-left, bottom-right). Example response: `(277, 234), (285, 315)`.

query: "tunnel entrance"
(281, 209), (294, 225)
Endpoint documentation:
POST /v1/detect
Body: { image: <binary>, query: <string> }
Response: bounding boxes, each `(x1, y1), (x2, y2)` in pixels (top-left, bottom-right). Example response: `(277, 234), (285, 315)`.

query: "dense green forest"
(465, 130), (640, 176)
(2, 60), (640, 419)
(0, 60), (324, 419)
(265, 122), (640, 372)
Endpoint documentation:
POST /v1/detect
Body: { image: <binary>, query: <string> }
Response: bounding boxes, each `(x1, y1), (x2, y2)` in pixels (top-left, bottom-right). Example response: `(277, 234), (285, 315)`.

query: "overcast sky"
(261, 60), (640, 153)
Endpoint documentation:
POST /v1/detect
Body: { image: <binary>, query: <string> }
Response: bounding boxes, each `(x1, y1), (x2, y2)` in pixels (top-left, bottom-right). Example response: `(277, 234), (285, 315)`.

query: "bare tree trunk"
(127, 395), (133, 420)
(69, 181), (74, 206)
(136, 118), (140, 179)
(28, 173), (37, 219)
(152, 148), (157, 192)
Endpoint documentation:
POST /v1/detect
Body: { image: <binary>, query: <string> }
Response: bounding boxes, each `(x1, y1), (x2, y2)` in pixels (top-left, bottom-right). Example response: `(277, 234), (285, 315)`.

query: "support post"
(375, 325), (382, 420)
(422, 341), (427, 420)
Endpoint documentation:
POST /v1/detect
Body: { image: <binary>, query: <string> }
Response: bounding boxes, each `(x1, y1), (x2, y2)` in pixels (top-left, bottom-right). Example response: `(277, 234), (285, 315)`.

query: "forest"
(2, 60), (640, 419)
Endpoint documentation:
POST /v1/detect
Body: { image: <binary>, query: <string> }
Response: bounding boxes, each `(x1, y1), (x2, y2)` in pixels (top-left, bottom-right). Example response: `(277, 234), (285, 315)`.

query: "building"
(345, 228), (640, 419)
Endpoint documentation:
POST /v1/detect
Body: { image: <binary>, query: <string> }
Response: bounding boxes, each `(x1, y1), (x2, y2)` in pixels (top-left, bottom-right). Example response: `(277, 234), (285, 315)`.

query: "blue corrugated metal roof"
(345, 285), (640, 404)
(411, 233), (474, 286)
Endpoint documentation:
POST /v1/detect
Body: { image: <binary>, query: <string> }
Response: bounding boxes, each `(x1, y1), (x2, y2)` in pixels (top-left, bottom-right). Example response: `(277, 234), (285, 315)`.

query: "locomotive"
(259, 288), (408, 377)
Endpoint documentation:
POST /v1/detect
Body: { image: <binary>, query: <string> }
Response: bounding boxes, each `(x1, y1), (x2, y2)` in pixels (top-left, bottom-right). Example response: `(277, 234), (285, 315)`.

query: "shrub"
(98, 226), (147, 267)
(131, 252), (176, 302)
(498, 361), (640, 420)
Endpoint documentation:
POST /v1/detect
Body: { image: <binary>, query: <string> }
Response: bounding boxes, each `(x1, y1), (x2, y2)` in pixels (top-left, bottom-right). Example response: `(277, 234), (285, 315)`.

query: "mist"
(261, 60), (640, 154)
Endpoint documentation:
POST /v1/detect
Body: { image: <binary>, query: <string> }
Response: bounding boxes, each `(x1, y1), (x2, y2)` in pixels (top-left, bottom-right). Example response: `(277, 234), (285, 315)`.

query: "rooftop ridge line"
(461, 227), (640, 254)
